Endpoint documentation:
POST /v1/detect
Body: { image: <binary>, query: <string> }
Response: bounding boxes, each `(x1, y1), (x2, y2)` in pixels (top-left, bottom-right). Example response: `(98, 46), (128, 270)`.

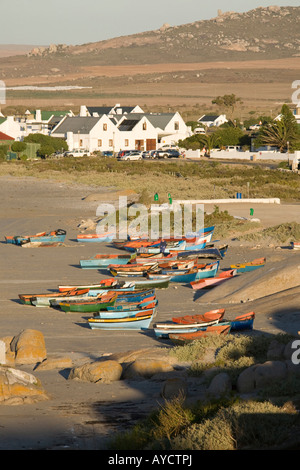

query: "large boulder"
(0, 366), (49, 405)
(122, 358), (174, 380)
(161, 377), (188, 400)
(68, 360), (123, 383)
(10, 329), (47, 365)
(237, 361), (288, 393)
(207, 372), (232, 397)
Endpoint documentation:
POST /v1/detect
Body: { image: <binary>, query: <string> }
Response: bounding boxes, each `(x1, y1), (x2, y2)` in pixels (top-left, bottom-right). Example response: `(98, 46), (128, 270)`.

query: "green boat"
(57, 294), (118, 313)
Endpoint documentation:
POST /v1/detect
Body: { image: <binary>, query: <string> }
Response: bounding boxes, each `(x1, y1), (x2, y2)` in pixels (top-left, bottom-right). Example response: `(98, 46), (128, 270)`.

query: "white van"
(65, 149), (91, 157)
(225, 146), (241, 152)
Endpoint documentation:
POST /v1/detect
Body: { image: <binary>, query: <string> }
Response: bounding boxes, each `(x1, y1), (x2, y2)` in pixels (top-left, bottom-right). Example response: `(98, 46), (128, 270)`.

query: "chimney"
(80, 105), (87, 117)
(36, 110), (42, 121)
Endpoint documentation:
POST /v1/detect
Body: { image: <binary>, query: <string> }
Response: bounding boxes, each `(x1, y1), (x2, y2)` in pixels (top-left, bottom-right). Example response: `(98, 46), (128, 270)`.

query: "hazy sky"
(1, 0), (299, 45)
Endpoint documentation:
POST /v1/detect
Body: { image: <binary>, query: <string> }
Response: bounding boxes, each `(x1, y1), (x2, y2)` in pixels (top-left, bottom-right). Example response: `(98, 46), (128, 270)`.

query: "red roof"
(0, 131), (14, 141)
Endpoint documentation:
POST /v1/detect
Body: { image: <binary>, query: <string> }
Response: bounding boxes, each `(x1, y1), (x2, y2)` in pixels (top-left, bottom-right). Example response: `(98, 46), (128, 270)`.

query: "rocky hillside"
(27, 6), (300, 64)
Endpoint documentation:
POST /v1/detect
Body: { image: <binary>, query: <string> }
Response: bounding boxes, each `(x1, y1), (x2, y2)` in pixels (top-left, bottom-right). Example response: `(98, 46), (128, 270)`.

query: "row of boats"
(10, 224), (265, 344)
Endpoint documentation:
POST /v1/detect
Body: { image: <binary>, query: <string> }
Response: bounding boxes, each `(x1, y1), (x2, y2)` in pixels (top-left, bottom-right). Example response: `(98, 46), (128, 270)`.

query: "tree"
(197, 133), (221, 155)
(11, 141), (27, 158)
(38, 144), (55, 159)
(212, 94), (243, 124)
(24, 133), (67, 152)
(256, 105), (300, 152)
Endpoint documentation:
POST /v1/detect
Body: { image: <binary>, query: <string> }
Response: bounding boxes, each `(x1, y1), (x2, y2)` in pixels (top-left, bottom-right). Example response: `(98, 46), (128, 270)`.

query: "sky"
(1, 0), (299, 46)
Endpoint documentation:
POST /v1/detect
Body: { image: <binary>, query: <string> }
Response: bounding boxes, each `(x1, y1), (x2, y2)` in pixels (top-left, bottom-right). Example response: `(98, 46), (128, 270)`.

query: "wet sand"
(0, 175), (299, 450)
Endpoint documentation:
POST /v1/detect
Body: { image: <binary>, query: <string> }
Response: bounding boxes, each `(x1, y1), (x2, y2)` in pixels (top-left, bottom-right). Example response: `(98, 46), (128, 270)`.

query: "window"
(174, 121), (179, 130)
(103, 123), (107, 131)
(125, 139), (129, 147)
(98, 139), (102, 147)
(109, 139), (113, 147)
(142, 122), (147, 130)
(79, 139), (83, 147)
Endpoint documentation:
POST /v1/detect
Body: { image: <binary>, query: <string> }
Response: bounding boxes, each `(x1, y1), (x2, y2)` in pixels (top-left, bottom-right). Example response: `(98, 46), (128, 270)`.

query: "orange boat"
(190, 269), (236, 290)
(171, 308), (225, 325)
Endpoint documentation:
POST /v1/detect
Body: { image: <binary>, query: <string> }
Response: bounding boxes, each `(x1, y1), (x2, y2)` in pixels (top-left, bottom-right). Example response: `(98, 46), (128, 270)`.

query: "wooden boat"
(50, 289), (155, 308)
(130, 277), (171, 289)
(147, 268), (199, 283)
(109, 262), (158, 277)
(136, 240), (186, 254)
(5, 229), (66, 246)
(56, 293), (118, 313)
(96, 303), (157, 318)
(106, 297), (157, 312)
(58, 279), (135, 292)
(149, 262), (219, 284)
(176, 248), (223, 260)
(171, 309), (225, 324)
(153, 309), (225, 338)
(190, 269), (237, 290)
(223, 312), (255, 331)
(169, 324), (231, 345)
(18, 288), (89, 306)
(77, 233), (114, 243)
(134, 253), (178, 264)
(230, 257), (266, 273)
(87, 312), (154, 330)
(80, 254), (134, 269)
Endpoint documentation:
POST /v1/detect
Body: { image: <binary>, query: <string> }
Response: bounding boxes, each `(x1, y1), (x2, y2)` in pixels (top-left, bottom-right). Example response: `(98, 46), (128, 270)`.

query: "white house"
(116, 115), (157, 151)
(51, 107), (191, 152)
(198, 114), (228, 128)
(0, 116), (23, 140)
(131, 112), (192, 146)
(51, 115), (118, 153)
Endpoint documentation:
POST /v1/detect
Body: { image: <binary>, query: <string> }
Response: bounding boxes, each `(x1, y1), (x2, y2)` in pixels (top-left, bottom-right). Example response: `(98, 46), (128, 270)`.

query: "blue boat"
(225, 312), (255, 331)
(231, 257), (266, 273)
(5, 229), (66, 246)
(87, 312), (154, 329)
(195, 262), (219, 280)
(80, 254), (134, 269)
(105, 299), (158, 317)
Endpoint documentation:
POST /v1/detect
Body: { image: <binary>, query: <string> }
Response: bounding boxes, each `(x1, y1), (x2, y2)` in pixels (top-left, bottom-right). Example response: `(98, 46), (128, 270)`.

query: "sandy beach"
(0, 175), (300, 450)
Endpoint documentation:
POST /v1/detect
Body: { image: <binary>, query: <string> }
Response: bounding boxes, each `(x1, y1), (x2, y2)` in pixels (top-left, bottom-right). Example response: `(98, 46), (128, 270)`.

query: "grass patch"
(240, 222), (300, 243)
(108, 333), (299, 450)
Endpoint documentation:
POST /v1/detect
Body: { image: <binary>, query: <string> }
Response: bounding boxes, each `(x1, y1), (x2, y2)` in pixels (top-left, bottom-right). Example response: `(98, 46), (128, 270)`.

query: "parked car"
(117, 151), (143, 161)
(154, 149), (181, 158)
(142, 150), (156, 159)
(117, 150), (135, 158)
(165, 149), (181, 158)
(101, 151), (114, 157)
(64, 149), (91, 157)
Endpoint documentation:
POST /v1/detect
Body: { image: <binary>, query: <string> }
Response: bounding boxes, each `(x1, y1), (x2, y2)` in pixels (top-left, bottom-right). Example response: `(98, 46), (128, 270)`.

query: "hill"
(26, 6), (300, 64)
(0, 6), (299, 116)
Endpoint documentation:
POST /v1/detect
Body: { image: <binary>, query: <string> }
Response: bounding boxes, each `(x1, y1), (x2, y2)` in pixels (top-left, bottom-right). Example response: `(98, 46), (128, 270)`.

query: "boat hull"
(88, 314), (153, 330)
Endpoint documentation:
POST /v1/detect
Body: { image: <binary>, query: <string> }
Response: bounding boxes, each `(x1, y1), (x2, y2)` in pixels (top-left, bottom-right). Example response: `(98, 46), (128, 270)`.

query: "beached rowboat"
(87, 312), (154, 330)
(80, 254), (134, 269)
(5, 229), (66, 246)
(190, 269), (237, 290)
(230, 257), (266, 273)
